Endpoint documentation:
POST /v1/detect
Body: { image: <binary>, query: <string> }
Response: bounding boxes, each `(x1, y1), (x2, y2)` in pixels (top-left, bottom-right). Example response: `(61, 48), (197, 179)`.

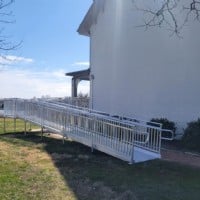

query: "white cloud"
(77, 81), (90, 95)
(51, 69), (66, 79)
(72, 61), (90, 67)
(0, 55), (34, 65)
(0, 65), (6, 71)
(0, 68), (89, 98)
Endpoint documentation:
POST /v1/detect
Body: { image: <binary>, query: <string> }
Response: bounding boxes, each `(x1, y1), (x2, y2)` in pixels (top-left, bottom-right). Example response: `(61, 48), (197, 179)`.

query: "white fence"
(3, 98), (162, 163)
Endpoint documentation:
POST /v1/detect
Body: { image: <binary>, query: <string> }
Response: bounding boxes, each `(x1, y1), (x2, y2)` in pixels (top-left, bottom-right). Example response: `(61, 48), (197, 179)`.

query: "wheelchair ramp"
(3, 99), (162, 164)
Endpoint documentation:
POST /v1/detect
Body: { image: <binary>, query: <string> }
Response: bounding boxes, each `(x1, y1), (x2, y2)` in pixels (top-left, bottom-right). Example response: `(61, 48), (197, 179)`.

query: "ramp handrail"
(3, 98), (162, 163)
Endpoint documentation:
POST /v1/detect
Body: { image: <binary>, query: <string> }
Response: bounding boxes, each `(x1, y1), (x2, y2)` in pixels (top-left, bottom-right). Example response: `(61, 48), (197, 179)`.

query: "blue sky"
(0, 0), (92, 98)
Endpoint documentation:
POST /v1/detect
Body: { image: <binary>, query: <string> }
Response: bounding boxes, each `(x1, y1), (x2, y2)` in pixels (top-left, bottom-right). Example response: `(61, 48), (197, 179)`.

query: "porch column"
(72, 78), (80, 97)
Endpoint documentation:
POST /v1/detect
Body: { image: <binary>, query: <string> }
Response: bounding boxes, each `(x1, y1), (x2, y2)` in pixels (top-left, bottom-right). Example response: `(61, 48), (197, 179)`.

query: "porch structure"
(65, 68), (90, 97)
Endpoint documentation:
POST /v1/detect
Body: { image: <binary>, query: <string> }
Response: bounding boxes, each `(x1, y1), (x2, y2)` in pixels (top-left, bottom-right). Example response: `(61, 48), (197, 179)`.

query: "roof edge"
(77, 0), (106, 37)
(65, 68), (90, 76)
(77, 3), (94, 37)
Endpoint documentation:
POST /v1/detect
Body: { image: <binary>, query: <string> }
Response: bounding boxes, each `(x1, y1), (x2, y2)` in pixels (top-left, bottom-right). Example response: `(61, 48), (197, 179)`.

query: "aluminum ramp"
(3, 99), (162, 163)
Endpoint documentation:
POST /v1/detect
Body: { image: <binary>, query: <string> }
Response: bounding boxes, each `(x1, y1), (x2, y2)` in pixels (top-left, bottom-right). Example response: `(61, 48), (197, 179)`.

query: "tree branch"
(0, 0), (21, 54)
(134, 0), (200, 37)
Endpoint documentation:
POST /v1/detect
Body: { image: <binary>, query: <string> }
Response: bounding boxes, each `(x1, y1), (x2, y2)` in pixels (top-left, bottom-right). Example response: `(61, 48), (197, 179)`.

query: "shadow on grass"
(1, 132), (200, 200)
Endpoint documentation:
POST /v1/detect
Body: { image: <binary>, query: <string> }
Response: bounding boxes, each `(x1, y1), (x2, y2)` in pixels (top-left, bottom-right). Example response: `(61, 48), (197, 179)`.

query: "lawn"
(0, 118), (200, 200)
(0, 118), (40, 134)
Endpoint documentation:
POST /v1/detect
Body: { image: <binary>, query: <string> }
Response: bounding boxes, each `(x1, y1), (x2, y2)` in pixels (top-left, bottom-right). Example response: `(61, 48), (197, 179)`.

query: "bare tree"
(133, 0), (200, 36)
(0, 0), (21, 53)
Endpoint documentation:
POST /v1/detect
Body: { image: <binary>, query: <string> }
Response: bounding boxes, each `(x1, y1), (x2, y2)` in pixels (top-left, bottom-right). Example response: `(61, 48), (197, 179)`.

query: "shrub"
(149, 118), (176, 139)
(150, 118), (176, 132)
(181, 119), (200, 152)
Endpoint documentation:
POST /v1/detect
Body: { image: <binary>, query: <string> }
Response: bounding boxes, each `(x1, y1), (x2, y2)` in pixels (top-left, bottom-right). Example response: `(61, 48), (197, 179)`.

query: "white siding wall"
(90, 0), (200, 132)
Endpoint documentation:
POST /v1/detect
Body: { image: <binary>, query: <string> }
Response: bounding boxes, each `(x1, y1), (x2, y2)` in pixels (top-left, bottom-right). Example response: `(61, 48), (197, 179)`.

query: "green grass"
(0, 118), (200, 200)
(0, 117), (40, 134)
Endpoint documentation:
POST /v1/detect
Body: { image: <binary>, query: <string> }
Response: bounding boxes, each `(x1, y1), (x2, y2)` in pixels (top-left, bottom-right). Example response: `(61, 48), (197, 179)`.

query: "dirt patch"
(73, 179), (137, 200)
(51, 153), (73, 161)
(51, 153), (90, 163)
(77, 154), (90, 160)
(161, 149), (200, 168)
(46, 133), (63, 139)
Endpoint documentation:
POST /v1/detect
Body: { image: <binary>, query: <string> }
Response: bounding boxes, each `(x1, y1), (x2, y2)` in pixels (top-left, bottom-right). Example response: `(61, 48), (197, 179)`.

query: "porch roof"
(65, 68), (90, 81)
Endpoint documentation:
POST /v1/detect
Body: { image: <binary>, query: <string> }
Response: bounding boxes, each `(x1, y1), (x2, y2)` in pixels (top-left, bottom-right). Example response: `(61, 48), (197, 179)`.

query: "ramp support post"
(41, 126), (44, 140)
(62, 133), (65, 144)
(14, 118), (16, 133)
(24, 120), (27, 135)
(3, 117), (6, 134)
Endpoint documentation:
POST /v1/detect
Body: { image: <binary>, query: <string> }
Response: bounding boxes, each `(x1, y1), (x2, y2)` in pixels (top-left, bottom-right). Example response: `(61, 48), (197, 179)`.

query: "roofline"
(65, 68), (90, 77)
(77, 0), (106, 37)
(77, 3), (94, 37)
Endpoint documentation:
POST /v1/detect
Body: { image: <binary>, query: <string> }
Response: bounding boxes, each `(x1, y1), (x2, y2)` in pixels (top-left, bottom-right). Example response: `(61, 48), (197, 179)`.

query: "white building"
(70, 0), (200, 134)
